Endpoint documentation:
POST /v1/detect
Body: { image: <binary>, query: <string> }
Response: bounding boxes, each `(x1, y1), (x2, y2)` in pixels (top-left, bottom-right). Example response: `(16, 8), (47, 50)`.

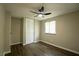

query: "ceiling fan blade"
(31, 11), (39, 14)
(34, 14), (38, 17)
(44, 13), (51, 15)
(39, 6), (44, 12)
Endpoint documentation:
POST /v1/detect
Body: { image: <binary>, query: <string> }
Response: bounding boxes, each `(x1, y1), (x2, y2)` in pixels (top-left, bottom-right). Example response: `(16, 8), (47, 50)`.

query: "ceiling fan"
(31, 6), (52, 17)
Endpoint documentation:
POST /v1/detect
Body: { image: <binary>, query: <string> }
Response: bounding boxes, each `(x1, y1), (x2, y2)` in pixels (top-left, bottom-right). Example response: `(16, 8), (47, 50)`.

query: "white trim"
(23, 43), (26, 46)
(23, 41), (39, 46)
(10, 42), (22, 46)
(40, 40), (79, 55)
(33, 40), (39, 43)
(3, 51), (11, 56)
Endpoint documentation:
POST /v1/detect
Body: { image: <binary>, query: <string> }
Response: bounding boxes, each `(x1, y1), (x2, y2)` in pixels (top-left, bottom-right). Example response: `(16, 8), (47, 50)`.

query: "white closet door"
(26, 19), (34, 44)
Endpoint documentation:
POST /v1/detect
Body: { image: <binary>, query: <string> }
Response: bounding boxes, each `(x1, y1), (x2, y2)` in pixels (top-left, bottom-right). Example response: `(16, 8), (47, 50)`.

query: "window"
(45, 21), (56, 34)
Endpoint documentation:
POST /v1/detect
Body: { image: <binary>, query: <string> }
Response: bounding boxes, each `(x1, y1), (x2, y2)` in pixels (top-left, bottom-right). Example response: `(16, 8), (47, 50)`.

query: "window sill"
(45, 33), (56, 35)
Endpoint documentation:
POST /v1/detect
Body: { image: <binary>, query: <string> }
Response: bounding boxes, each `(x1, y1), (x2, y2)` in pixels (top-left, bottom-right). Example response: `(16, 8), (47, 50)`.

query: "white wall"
(40, 11), (79, 54)
(0, 4), (5, 55)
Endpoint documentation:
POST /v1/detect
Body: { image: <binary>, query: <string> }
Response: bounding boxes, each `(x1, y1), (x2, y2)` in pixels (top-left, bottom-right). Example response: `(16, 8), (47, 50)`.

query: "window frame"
(44, 20), (56, 34)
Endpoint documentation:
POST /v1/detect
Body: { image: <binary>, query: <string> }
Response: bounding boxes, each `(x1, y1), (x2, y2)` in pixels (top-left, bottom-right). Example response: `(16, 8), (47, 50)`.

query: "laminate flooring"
(5, 42), (79, 56)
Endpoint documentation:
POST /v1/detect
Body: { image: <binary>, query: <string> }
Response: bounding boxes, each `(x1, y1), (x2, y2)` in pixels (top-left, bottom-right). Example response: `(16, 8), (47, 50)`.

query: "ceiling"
(4, 3), (79, 20)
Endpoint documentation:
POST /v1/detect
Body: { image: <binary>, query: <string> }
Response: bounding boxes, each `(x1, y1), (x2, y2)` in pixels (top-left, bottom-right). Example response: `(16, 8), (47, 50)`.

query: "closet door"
(26, 19), (34, 44)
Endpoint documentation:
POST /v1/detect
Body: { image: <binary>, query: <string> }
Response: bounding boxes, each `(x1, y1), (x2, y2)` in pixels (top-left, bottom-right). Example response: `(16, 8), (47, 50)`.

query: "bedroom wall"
(4, 11), (11, 54)
(40, 11), (79, 53)
(0, 4), (5, 55)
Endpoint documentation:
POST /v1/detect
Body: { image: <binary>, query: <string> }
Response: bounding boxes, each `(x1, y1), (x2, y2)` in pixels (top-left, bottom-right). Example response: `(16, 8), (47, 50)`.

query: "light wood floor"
(5, 42), (79, 56)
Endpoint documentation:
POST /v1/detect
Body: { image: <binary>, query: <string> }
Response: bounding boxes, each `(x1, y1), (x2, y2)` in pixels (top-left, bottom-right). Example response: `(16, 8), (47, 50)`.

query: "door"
(26, 19), (34, 44)
(11, 17), (22, 45)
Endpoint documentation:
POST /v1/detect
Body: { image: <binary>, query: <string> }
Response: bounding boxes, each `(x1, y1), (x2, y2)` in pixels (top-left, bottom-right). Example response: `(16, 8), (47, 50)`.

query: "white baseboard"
(3, 51), (11, 56)
(40, 40), (79, 55)
(23, 43), (26, 46)
(33, 40), (39, 43)
(3, 42), (22, 56)
(10, 42), (22, 46)
(23, 41), (39, 46)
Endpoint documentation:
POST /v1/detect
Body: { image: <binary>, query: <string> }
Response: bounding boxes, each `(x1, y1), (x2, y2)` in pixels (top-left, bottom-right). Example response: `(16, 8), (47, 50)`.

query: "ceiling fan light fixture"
(38, 14), (43, 17)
